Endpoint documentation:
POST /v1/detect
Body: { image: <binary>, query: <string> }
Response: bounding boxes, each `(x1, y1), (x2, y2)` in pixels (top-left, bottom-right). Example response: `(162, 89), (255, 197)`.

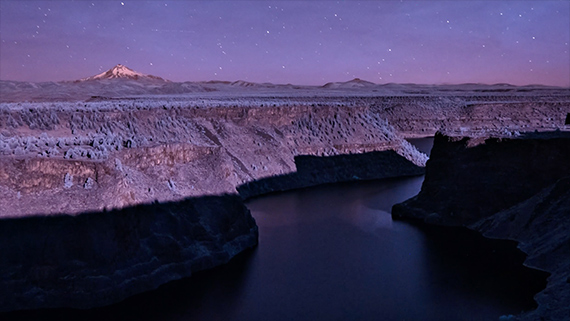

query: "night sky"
(1, 1), (569, 86)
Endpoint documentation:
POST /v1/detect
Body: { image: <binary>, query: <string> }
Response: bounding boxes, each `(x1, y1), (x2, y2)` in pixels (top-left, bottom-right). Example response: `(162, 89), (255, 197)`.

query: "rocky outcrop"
(393, 131), (570, 225)
(0, 194), (258, 312)
(392, 131), (570, 320)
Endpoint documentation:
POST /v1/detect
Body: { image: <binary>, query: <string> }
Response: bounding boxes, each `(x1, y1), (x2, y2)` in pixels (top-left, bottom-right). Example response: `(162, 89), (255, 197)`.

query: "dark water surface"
(4, 139), (548, 321)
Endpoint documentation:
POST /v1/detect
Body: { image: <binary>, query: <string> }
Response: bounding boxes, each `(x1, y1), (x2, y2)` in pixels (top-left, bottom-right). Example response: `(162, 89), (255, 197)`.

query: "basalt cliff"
(393, 131), (570, 321)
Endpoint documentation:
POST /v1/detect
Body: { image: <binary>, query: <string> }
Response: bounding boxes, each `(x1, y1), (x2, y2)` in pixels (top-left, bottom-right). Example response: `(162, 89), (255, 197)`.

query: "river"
(3, 138), (547, 321)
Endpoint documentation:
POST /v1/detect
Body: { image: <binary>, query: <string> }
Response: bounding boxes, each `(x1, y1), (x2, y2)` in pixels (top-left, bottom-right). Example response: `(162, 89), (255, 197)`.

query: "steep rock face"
(0, 103), (427, 217)
(392, 131), (570, 320)
(0, 194), (258, 311)
(238, 150), (424, 199)
(471, 177), (570, 321)
(393, 131), (570, 225)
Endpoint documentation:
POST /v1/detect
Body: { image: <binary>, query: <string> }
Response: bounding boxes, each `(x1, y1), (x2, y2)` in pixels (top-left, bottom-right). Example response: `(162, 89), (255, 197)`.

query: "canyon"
(0, 76), (569, 317)
(393, 131), (570, 321)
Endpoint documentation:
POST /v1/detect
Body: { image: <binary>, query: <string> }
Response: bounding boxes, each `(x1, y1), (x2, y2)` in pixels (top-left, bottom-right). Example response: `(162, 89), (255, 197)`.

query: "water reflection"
(251, 176), (424, 232)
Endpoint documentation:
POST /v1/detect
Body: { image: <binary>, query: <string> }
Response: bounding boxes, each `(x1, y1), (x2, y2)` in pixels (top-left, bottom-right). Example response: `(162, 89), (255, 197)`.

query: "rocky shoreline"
(393, 131), (570, 321)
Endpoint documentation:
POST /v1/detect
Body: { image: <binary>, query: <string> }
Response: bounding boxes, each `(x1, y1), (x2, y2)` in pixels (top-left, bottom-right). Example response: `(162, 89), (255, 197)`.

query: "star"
(0, 1), (567, 86)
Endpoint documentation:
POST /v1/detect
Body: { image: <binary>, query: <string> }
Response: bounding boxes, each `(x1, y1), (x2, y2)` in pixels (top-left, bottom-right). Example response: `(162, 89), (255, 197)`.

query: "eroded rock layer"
(0, 103), (426, 217)
(392, 131), (570, 321)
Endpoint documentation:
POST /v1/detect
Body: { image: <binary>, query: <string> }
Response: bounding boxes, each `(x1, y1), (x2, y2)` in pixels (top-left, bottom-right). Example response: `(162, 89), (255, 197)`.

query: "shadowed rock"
(393, 131), (570, 225)
(471, 176), (570, 321)
(0, 194), (258, 312)
(392, 131), (570, 321)
(238, 150), (424, 199)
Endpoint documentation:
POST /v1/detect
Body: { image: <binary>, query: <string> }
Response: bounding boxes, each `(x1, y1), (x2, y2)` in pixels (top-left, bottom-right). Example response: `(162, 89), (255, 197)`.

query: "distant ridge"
(322, 78), (377, 89)
(79, 64), (169, 82)
(1, 71), (567, 103)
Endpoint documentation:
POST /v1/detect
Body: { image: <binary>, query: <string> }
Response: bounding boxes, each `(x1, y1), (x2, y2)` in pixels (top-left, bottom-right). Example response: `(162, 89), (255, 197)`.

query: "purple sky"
(1, 0), (569, 86)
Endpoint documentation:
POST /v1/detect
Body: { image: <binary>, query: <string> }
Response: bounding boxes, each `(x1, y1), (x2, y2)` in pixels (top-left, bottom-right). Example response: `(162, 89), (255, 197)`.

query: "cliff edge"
(392, 131), (570, 320)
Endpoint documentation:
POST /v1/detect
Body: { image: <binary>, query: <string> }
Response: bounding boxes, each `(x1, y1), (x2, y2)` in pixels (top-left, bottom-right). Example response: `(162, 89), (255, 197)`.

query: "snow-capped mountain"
(80, 64), (168, 82)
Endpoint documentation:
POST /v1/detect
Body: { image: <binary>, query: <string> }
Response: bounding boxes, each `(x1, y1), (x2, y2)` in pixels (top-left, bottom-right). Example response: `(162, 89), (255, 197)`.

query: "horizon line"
(1, 77), (568, 89)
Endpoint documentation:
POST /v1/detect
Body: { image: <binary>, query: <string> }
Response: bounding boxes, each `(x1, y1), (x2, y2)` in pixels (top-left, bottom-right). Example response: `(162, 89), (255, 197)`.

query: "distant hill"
(1, 67), (567, 103)
(322, 78), (377, 89)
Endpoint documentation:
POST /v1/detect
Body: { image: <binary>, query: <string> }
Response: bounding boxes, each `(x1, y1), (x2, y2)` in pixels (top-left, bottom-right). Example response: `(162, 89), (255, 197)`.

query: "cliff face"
(471, 177), (570, 321)
(0, 103), (426, 217)
(0, 98), (431, 312)
(238, 150), (424, 199)
(392, 131), (570, 321)
(0, 194), (258, 312)
(393, 132), (570, 225)
(0, 146), (425, 313)
(3, 92), (566, 216)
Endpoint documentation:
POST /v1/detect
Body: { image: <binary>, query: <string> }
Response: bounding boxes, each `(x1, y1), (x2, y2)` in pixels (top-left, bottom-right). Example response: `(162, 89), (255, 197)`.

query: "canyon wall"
(392, 131), (570, 321)
(0, 99), (429, 311)
(0, 194), (258, 312)
(2, 92), (568, 216)
(0, 103), (426, 217)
